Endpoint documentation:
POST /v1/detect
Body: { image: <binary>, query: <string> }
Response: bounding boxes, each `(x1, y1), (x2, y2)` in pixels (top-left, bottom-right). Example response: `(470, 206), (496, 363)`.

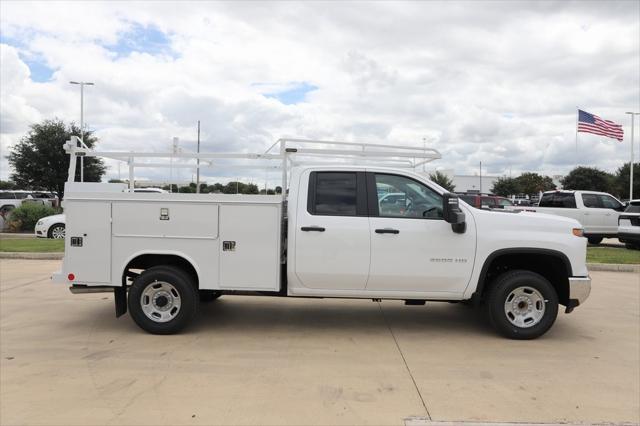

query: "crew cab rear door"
(294, 171), (370, 290)
(366, 172), (476, 294)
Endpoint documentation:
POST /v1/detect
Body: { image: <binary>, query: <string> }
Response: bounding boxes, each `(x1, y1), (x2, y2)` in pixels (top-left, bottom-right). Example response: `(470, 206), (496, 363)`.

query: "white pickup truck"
(53, 138), (591, 339)
(516, 190), (625, 244)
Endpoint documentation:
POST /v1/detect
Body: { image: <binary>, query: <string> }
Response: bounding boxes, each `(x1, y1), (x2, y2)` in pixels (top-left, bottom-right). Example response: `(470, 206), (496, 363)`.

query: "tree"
(0, 180), (17, 190)
(429, 171), (455, 192)
(560, 167), (614, 193)
(491, 177), (521, 197)
(613, 162), (640, 200)
(516, 172), (556, 195)
(8, 119), (106, 198)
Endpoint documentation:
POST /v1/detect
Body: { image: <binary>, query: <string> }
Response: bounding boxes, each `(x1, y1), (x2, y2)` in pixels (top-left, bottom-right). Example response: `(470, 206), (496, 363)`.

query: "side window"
(308, 172), (358, 216)
(374, 174), (443, 219)
(582, 194), (601, 208)
(498, 198), (513, 207)
(480, 197), (496, 208)
(599, 195), (621, 210)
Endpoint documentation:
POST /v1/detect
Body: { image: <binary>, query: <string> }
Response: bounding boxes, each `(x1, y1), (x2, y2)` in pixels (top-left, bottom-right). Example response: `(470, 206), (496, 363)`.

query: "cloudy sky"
(1, 1), (639, 186)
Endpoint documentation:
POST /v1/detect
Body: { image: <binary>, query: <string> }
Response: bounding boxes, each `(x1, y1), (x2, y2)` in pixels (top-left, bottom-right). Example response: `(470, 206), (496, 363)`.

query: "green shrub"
(8, 203), (57, 231)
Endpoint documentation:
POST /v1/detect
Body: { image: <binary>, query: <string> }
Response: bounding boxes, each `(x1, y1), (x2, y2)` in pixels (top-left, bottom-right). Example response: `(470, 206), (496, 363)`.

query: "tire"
(199, 290), (222, 302)
(48, 223), (65, 239)
(128, 266), (199, 334)
(625, 243), (640, 250)
(486, 270), (558, 340)
(587, 236), (603, 245)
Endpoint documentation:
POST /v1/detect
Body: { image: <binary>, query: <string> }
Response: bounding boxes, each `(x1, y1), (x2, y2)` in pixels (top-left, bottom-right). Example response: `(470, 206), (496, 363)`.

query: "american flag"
(577, 109), (624, 141)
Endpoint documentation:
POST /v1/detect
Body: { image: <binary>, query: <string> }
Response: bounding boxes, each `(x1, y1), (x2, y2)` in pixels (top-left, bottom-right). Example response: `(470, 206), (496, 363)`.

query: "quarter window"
(374, 174), (443, 219)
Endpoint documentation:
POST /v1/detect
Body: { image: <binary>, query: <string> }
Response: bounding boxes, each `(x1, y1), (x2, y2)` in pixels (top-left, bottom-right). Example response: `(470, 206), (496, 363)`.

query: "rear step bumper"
(69, 285), (114, 294)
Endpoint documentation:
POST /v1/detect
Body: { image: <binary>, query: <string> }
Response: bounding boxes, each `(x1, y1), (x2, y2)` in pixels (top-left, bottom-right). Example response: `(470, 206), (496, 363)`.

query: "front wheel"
(587, 236), (603, 245)
(486, 270), (558, 340)
(128, 266), (198, 334)
(48, 224), (65, 239)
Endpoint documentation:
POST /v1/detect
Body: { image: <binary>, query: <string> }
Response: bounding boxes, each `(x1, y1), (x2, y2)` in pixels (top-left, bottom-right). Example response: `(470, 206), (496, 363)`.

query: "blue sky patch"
(0, 34), (55, 82)
(104, 23), (174, 58)
(21, 55), (55, 82)
(261, 82), (319, 105)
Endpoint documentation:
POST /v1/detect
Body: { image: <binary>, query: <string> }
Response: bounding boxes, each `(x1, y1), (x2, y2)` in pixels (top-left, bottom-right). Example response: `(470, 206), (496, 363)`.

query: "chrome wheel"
(140, 281), (182, 323)
(50, 225), (65, 239)
(503, 286), (546, 328)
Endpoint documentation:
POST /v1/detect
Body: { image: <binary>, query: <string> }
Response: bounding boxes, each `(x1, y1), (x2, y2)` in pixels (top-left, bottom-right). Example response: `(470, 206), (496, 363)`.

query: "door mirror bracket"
(443, 193), (466, 234)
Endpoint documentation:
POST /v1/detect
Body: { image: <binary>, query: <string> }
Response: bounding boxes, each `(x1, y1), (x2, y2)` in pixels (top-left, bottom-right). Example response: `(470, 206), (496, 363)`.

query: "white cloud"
(0, 1), (638, 185)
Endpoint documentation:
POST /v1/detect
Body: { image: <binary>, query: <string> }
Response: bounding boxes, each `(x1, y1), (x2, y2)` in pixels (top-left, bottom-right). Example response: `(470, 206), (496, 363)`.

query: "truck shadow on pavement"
(191, 298), (498, 337)
(79, 295), (579, 340)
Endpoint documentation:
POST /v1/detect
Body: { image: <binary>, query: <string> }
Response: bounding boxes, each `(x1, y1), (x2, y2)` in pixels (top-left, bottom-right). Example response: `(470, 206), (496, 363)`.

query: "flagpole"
(626, 112), (638, 200)
(575, 107), (579, 169)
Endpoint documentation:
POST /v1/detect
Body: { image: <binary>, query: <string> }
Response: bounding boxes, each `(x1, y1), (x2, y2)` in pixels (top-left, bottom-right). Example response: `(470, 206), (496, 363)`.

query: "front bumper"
(618, 231), (640, 244)
(34, 222), (48, 238)
(565, 276), (591, 313)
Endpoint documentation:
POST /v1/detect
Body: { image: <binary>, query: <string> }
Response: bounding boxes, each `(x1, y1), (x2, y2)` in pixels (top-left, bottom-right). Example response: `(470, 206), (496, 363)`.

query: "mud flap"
(114, 286), (127, 317)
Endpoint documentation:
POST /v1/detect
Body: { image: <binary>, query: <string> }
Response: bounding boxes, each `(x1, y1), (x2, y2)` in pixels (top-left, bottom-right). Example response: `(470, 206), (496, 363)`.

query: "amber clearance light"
(572, 228), (584, 237)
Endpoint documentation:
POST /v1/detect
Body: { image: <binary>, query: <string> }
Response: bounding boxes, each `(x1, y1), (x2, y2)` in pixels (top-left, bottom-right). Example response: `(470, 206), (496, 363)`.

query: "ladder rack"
(64, 137), (442, 199)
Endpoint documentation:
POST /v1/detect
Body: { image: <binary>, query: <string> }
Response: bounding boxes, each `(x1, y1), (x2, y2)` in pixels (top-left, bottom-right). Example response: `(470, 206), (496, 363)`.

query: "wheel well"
(477, 251), (570, 306)
(123, 254), (199, 289)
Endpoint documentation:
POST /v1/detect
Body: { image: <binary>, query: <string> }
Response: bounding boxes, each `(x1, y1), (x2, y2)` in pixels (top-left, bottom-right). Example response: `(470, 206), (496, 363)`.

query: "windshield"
(625, 202), (640, 213)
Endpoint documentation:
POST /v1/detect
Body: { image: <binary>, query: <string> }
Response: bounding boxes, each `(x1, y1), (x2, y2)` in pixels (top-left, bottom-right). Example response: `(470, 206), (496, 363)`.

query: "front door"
(294, 171), (370, 290)
(367, 172), (476, 294)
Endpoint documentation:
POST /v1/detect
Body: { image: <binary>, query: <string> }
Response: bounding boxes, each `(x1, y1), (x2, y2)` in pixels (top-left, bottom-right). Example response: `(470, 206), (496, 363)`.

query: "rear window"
(459, 195), (475, 205)
(0, 192), (16, 199)
(539, 193), (576, 208)
(309, 172), (358, 216)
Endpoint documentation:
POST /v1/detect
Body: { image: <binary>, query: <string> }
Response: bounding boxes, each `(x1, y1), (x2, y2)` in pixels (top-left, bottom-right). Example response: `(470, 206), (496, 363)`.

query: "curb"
(587, 263), (640, 273)
(0, 252), (63, 260)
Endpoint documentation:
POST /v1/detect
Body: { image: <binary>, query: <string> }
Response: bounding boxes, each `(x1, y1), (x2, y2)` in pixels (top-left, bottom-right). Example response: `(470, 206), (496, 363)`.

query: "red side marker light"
(68, 273), (75, 281)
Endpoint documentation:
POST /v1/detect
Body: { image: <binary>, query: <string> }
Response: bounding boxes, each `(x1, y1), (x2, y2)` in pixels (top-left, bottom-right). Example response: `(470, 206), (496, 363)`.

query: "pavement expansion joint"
(378, 301), (432, 420)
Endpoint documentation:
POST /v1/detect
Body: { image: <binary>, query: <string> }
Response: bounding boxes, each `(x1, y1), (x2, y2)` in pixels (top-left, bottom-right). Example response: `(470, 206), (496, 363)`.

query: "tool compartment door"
(219, 204), (280, 290)
(65, 201), (111, 284)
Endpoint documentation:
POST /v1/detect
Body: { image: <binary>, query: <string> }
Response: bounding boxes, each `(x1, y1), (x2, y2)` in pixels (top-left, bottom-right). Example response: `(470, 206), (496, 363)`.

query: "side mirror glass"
(443, 193), (466, 233)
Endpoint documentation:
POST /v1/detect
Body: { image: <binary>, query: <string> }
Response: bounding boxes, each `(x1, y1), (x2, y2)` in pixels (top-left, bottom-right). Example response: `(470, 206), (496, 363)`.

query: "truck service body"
(53, 138), (591, 339)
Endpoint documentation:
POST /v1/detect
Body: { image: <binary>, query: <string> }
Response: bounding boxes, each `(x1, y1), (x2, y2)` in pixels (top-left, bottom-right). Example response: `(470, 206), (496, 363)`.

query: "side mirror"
(443, 193), (466, 234)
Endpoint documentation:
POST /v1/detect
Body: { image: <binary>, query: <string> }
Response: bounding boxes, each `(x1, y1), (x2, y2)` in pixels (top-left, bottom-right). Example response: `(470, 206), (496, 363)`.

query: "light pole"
(625, 112), (639, 200)
(69, 81), (94, 182)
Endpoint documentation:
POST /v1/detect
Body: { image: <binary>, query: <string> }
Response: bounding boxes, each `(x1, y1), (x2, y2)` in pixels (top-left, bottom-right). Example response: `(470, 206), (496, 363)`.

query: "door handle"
(375, 228), (400, 234)
(301, 226), (325, 232)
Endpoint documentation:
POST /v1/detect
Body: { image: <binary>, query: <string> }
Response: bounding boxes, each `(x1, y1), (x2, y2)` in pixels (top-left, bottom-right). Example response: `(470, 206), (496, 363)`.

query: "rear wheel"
(128, 266), (198, 334)
(486, 270), (558, 340)
(48, 224), (65, 239)
(625, 242), (640, 250)
(587, 236), (603, 245)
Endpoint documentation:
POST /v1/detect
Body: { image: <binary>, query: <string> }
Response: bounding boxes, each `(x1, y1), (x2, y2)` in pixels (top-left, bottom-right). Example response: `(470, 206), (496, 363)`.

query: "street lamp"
(625, 112), (639, 200)
(69, 81), (94, 182)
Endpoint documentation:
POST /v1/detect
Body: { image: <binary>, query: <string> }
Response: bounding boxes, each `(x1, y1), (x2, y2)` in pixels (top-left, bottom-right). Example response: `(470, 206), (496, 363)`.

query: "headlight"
(572, 228), (584, 237)
(37, 220), (43, 226)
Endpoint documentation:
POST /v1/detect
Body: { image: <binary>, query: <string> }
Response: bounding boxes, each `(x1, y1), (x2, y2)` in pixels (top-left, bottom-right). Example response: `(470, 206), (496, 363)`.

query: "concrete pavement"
(1, 259), (638, 425)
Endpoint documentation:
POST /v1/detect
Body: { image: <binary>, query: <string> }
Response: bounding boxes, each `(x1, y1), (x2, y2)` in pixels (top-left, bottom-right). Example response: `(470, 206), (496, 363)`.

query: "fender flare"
(472, 248), (573, 300)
